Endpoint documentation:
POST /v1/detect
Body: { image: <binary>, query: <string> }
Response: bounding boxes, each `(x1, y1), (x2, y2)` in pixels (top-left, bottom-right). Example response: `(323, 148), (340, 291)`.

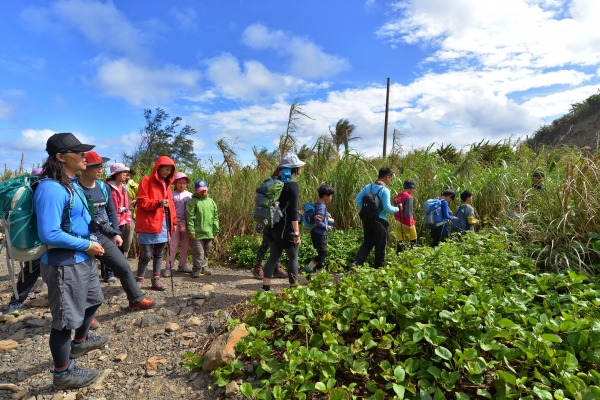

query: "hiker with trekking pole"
(77, 152), (156, 310)
(134, 156), (177, 291)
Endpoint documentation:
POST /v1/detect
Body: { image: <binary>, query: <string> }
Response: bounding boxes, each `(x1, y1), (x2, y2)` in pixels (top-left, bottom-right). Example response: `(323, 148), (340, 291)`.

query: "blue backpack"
(423, 198), (443, 226)
(301, 202), (317, 229)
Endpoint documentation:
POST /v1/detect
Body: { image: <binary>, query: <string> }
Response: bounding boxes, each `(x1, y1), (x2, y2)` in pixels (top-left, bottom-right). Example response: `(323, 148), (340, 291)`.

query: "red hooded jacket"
(394, 191), (415, 227)
(136, 156), (177, 234)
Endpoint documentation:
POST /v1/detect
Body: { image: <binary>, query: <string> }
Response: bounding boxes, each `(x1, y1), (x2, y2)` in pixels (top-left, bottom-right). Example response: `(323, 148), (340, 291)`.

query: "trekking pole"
(164, 205), (175, 297)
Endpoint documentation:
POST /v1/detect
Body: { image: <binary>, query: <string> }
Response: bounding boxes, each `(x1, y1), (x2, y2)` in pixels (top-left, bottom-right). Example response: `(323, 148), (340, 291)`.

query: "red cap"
(84, 151), (110, 166)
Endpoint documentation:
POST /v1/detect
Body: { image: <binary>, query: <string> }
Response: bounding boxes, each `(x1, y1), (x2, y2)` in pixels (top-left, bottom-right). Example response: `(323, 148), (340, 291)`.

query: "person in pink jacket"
(163, 172), (193, 277)
(105, 163), (133, 253)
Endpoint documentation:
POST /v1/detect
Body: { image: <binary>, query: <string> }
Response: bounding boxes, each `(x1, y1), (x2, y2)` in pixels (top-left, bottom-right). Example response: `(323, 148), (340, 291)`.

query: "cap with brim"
(173, 172), (191, 184)
(110, 163), (130, 176)
(84, 151), (110, 166)
(46, 133), (94, 156)
(195, 179), (208, 191)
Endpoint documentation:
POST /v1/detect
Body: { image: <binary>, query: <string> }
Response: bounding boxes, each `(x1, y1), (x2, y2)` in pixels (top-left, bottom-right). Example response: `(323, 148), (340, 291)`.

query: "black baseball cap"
(46, 133), (95, 156)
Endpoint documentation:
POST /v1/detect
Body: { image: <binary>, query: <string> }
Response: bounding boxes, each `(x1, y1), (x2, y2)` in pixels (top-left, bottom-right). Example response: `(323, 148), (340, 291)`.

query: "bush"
(203, 233), (600, 399)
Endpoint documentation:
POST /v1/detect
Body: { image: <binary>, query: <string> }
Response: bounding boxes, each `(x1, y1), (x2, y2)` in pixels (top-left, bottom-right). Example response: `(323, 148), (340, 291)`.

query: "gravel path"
(0, 255), (290, 400)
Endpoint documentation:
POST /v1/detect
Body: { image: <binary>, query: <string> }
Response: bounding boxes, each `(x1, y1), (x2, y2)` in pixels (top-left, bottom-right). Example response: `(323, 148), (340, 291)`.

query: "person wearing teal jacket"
(186, 179), (219, 278)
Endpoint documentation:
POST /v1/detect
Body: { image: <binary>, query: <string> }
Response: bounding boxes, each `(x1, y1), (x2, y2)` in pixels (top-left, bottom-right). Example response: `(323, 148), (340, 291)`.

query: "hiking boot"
(191, 269), (200, 278)
(70, 333), (110, 359)
(274, 265), (287, 279)
(128, 298), (157, 311)
(135, 276), (144, 289)
(104, 276), (117, 283)
(7, 302), (21, 316)
(162, 268), (172, 278)
(53, 361), (99, 390)
(151, 277), (166, 291)
(89, 318), (100, 330)
(178, 265), (193, 273)
(252, 266), (264, 279)
(201, 267), (212, 275)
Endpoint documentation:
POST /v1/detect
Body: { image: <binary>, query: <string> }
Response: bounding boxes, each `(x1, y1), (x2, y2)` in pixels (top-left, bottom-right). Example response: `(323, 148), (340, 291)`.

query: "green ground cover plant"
(191, 232), (600, 399)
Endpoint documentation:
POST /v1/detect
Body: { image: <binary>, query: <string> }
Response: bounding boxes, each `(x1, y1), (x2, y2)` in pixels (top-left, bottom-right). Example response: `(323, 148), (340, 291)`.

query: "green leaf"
(565, 352), (579, 371)
(394, 366), (406, 382)
(427, 366), (442, 378)
(309, 334), (324, 348)
(329, 388), (349, 400)
(240, 382), (254, 397)
(272, 385), (282, 398)
(351, 359), (369, 375)
(532, 386), (552, 400)
(342, 308), (356, 321)
(315, 382), (327, 393)
(455, 393), (470, 400)
(477, 389), (493, 399)
(498, 318), (517, 328)
(392, 384), (405, 399)
(424, 326), (438, 344)
(435, 346), (453, 360)
(496, 370), (516, 385)
(541, 333), (562, 343)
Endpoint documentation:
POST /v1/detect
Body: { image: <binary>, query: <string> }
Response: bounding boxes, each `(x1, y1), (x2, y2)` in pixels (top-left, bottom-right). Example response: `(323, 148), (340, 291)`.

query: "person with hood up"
(135, 156), (177, 291)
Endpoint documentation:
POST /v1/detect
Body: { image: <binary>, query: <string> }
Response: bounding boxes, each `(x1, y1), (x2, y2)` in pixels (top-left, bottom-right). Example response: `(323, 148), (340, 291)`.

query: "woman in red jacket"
(135, 156), (177, 291)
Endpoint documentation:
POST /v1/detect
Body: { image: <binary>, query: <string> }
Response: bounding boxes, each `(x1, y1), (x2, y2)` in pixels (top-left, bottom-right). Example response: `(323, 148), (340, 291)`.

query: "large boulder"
(202, 324), (249, 372)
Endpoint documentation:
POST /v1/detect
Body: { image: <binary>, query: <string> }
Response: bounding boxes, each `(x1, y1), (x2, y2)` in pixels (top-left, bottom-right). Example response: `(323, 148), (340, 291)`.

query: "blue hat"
(195, 179), (208, 191)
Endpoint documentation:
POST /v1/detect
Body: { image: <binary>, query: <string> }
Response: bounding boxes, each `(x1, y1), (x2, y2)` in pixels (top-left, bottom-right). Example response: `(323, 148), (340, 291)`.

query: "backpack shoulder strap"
(96, 180), (109, 201)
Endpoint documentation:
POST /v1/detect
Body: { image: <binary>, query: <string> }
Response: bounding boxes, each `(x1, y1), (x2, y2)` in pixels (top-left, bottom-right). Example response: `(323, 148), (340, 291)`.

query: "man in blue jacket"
(353, 168), (399, 269)
(34, 133), (109, 390)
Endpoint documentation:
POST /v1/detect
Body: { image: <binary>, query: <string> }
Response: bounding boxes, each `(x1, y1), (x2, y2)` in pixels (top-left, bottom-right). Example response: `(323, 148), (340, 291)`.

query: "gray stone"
(193, 293), (206, 299)
(186, 317), (202, 327)
(25, 319), (46, 327)
(165, 323), (180, 333)
(139, 315), (158, 328)
(225, 381), (240, 397)
(8, 329), (26, 342)
(194, 299), (205, 308)
(158, 306), (180, 317)
(245, 377), (255, 383)
(187, 372), (198, 381)
(43, 313), (53, 322)
(207, 310), (231, 334)
(114, 319), (130, 332)
(146, 370), (157, 377)
(16, 372), (26, 381)
(179, 306), (194, 316)
(243, 363), (254, 374)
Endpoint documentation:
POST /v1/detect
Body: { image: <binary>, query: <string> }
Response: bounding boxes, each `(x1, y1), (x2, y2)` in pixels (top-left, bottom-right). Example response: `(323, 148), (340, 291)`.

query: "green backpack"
(0, 175), (74, 296)
(252, 177), (285, 227)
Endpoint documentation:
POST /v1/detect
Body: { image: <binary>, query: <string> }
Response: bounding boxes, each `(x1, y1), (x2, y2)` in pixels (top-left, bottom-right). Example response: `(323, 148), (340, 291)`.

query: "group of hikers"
(1, 131), (522, 391)
(2, 133), (220, 390)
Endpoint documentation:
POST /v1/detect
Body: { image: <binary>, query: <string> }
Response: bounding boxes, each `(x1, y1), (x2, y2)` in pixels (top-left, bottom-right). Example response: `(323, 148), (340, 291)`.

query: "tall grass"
(3, 142), (599, 273)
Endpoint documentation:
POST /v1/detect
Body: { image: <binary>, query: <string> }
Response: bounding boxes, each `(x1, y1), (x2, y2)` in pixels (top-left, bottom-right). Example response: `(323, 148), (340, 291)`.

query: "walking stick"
(164, 205), (175, 297)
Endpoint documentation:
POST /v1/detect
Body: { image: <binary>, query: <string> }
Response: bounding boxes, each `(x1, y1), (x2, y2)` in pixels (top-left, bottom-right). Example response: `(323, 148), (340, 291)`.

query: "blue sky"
(1, 0), (599, 170)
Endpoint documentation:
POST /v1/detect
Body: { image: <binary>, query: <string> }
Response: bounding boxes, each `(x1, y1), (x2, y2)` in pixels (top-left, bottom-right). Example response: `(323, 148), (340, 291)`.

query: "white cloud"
(21, 0), (153, 59)
(204, 53), (324, 101)
(242, 24), (349, 79)
(172, 7), (198, 31)
(377, 0), (600, 69)
(91, 58), (201, 106)
(521, 85), (600, 118)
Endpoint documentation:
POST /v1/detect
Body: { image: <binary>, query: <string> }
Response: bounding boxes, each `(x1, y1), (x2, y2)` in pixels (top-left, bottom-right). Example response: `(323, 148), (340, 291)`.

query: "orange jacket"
(136, 156), (177, 234)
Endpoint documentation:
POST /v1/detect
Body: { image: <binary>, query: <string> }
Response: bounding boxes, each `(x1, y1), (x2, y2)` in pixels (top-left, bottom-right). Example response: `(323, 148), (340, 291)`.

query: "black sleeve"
(105, 186), (121, 235)
(286, 181), (300, 220)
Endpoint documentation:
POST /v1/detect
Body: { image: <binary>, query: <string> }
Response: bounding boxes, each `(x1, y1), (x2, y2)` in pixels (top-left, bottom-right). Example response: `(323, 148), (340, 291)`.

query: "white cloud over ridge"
(91, 58), (201, 106)
(242, 24), (350, 79)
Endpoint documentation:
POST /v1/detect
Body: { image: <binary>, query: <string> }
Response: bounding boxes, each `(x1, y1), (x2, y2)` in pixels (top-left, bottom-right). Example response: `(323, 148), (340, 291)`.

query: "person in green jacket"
(186, 179), (219, 278)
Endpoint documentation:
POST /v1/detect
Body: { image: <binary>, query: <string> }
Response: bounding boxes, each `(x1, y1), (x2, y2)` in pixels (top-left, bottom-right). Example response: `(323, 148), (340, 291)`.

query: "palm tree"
(329, 119), (360, 153)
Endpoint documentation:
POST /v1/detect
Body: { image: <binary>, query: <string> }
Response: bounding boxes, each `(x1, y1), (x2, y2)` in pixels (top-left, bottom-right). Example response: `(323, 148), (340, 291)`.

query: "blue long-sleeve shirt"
(355, 183), (399, 220)
(312, 201), (329, 235)
(440, 199), (454, 221)
(33, 178), (94, 264)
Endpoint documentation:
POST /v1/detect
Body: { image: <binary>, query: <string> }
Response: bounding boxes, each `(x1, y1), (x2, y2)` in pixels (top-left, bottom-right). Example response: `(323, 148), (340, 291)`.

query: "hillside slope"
(527, 91), (600, 150)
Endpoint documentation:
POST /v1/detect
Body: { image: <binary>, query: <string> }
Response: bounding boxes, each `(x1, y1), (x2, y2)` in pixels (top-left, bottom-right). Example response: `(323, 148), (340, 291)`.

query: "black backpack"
(359, 184), (383, 221)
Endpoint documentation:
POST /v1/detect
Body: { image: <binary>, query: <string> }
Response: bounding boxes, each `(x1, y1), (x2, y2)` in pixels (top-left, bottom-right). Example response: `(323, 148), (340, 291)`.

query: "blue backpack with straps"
(423, 198), (443, 226)
(301, 202), (317, 229)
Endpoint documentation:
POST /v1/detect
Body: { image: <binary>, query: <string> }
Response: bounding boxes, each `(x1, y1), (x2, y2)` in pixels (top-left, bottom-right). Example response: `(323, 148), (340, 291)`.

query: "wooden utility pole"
(383, 77), (390, 157)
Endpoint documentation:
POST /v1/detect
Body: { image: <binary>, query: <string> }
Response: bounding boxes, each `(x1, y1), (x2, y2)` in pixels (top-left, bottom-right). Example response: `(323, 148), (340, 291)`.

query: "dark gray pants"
(191, 239), (212, 271)
(96, 235), (144, 304)
(264, 238), (299, 285)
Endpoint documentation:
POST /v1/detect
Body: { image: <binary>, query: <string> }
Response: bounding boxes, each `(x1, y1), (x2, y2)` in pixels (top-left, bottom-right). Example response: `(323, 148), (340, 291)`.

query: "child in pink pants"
(163, 172), (193, 277)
